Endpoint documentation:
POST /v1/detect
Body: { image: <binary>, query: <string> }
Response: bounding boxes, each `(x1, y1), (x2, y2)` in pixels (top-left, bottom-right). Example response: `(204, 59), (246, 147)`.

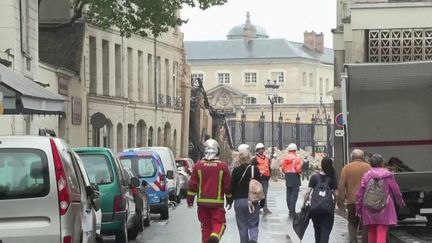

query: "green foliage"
(74, 0), (227, 37)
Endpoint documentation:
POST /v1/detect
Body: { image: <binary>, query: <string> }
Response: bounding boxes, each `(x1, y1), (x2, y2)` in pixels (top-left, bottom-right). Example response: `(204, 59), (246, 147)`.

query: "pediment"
(206, 84), (247, 111)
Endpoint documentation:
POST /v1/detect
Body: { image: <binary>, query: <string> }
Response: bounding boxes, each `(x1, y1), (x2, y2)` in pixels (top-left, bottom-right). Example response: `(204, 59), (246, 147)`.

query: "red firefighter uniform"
(187, 159), (232, 243)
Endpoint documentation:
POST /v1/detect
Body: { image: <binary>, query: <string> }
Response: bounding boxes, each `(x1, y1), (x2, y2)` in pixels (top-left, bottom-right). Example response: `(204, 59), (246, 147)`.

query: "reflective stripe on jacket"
(187, 160), (232, 207)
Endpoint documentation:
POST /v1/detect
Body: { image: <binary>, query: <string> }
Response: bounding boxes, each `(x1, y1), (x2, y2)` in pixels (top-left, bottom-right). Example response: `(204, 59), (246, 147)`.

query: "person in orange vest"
(252, 143), (272, 214)
(280, 143), (302, 218)
(187, 139), (233, 243)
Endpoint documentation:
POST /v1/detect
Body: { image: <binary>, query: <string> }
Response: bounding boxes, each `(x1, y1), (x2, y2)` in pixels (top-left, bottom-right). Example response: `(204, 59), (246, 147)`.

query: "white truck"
(341, 61), (432, 223)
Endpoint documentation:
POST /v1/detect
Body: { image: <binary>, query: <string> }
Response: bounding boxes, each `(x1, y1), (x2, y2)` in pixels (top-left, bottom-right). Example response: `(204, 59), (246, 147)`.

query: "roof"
(345, 61), (432, 91)
(39, 23), (85, 74)
(184, 39), (334, 65)
(0, 63), (65, 114)
(227, 24), (269, 39)
(73, 147), (113, 153)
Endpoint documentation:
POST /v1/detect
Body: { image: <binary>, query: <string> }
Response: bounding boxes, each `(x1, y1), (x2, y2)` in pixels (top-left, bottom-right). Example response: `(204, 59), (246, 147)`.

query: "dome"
(227, 25), (269, 40)
(226, 12), (269, 40)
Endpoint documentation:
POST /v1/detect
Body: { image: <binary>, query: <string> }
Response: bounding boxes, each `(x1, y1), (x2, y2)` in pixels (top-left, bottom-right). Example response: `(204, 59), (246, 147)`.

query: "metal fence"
(227, 120), (333, 156)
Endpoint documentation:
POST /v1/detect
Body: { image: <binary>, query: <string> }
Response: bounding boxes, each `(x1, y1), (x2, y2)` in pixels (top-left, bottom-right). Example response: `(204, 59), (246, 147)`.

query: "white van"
(138, 147), (181, 203)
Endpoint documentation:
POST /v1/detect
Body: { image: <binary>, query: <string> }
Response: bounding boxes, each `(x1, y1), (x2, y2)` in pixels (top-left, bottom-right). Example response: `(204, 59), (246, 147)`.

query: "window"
(276, 97), (284, 104)
(147, 54), (153, 103)
(245, 97), (257, 104)
(0, 149), (49, 200)
(271, 72), (284, 83)
(102, 40), (110, 96)
(192, 73), (204, 82)
(309, 73), (314, 87)
(319, 78), (323, 95)
(302, 72), (307, 86)
(128, 47), (133, 99)
(79, 154), (114, 185)
(156, 56), (161, 93)
(326, 78), (330, 93)
(244, 72), (257, 84)
(89, 36), (97, 94)
(217, 73), (230, 84)
(165, 58), (170, 97)
(173, 61), (178, 97)
(138, 50), (144, 101)
(115, 44), (122, 97)
(137, 158), (156, 177)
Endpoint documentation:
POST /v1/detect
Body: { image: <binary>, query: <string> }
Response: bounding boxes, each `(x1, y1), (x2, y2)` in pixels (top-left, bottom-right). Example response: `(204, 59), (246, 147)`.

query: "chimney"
(303, 31), (324, 53)
(315, 32), (324, 53)
(303, 31), (316, 51)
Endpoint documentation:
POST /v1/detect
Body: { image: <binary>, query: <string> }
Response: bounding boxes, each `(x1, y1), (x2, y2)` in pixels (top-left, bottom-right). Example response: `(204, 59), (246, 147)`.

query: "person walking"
(356, 154), (406, 243)
(301, 157), (310, 181)
(231, 144), (263, 243)
(304, 157), (338, 243)
(337, 149), (371, 243)
(187, 139), (233, 243)
(280, 143), (302, 217)
(252, 143), (272, 214)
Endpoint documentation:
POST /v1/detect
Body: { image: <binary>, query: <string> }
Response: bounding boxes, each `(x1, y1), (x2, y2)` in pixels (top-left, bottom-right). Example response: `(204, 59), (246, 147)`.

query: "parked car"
(0, 136), (100, 243)
(136, 147), (181, 204)
(123, 166), (151, 227)
(74, 147), (142, 242)
(119, 150), (170, 220)
(175, 158), (194, 197)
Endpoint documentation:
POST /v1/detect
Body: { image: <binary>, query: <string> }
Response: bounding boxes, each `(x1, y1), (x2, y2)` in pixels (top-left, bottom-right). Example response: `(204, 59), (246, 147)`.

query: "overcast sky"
(181, 0), (336, 47)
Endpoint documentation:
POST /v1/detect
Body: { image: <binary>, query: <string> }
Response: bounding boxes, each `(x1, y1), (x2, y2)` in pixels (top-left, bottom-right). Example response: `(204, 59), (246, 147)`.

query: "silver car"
(0, 136), (100, 243)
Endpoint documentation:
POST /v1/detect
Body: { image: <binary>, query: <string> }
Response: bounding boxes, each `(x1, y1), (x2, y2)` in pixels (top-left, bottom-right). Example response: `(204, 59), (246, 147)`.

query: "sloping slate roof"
(185, 38), (334, 64)
(39, 23), (85, 74)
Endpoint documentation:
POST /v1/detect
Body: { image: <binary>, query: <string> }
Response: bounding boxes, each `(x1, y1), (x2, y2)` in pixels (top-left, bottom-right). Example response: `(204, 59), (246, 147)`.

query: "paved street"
(104, 179), (349, 243)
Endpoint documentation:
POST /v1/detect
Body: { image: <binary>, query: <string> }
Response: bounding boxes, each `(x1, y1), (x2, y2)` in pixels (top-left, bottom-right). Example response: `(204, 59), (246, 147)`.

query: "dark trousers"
(302, 169), (310, 180)
(311, 212), (334, 243)
(285, 186), (299, 215)
(347, 204), (368, 243)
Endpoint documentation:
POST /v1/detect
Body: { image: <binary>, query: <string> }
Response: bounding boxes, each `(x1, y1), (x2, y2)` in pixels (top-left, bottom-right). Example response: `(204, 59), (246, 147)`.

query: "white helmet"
(238, 144), (250, 157)
(287, 143), (298, 151)
(255, 143), (265, 150)
(203, 139), (219, 160)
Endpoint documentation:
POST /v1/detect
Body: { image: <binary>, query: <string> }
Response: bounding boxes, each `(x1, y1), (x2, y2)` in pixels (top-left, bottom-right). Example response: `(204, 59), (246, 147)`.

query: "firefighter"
(252, 143), (272, 214)
(187, 139), (233, 243)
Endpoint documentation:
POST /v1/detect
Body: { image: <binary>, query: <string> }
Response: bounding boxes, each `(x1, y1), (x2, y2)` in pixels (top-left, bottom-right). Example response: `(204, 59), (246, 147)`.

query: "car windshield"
(121, 157), (156, 178)
(79, 154), (114, 185)
(0, 149), (49, 200)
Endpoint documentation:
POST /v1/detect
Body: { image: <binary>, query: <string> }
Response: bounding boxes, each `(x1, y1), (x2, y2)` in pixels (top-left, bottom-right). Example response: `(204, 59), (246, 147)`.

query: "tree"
(49, 0), (227, 37)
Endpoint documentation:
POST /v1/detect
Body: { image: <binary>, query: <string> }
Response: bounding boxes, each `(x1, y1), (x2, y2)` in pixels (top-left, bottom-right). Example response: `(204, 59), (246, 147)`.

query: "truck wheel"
(160, 205), (169, 220)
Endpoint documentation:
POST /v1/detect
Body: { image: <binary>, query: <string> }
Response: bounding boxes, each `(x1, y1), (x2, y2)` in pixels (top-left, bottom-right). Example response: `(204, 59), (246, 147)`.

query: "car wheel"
(95, 234), (104, 243)
(128, 213), (143, 240)
(115, 226), (128, 243)
(160, 204), (169, 220)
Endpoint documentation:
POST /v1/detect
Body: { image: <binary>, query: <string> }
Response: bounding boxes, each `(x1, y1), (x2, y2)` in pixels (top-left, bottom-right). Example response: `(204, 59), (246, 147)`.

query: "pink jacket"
(356, 168), (406, 226)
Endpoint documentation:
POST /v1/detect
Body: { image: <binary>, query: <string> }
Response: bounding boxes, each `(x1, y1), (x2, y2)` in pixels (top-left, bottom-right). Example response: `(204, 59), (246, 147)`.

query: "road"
(104, 179), (349, 243)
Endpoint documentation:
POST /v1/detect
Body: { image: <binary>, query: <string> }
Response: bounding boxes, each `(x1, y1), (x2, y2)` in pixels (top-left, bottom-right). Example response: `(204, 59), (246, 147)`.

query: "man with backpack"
(356, 154), (405, 243)
(337, 149), (371, 243)
(303, 157), (338, 243)
(280, 143), (302, 218)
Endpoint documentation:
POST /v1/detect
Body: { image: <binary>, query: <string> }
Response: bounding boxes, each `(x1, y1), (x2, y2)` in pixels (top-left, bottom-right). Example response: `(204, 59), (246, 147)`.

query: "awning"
(345, 61), (432, 91)
(0, 63), (65, 115)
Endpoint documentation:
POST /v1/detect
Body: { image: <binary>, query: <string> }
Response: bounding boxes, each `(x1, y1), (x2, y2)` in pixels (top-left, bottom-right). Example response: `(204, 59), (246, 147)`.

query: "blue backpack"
(310, 174), (335, 214)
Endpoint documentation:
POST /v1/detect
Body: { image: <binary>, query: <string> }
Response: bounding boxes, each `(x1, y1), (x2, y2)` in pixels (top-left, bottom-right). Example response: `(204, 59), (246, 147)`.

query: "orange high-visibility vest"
(256, 155), (270, 177)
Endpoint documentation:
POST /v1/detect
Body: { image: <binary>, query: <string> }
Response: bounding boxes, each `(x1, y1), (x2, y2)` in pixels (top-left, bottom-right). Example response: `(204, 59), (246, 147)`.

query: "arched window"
(117, 123), (123, 152)
(157, 127), (162, 146)
(136, 120), (147, 147)
(104, 120), (113, 149)
(245, 97), (257, 104)
(163, 122), (172, 147)
(148, 127), (154, 146)
(173, 130), (178, 156)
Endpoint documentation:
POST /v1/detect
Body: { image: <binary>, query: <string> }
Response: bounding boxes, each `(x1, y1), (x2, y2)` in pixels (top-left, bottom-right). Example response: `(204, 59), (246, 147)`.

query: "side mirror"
(141, 180), (148, 187)
(130, 177), (140, 188)
(166, 170), (174, 179)
(86, 185), (101, 211)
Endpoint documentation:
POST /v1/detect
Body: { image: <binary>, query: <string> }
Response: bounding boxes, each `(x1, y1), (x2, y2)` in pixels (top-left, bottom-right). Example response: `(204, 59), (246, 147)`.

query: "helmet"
(255, 143), (265, 151)
(287, 143), (298, 151)
(238, 144), (251, 157)
(203, 139), (219, 160)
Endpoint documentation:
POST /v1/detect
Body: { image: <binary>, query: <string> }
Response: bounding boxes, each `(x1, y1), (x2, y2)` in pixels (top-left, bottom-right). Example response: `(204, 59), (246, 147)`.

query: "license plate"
(420, 208), (432, 214)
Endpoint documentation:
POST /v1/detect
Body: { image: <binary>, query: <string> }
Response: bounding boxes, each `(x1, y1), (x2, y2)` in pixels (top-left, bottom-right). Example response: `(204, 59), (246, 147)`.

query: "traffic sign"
(335, 113), (344, 128)
(335, 129), (345, 137)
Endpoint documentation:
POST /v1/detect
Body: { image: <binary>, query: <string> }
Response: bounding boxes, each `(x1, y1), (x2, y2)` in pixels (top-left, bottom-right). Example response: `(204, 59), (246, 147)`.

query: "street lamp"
(264, 79), (279, 158)
(259, 109), (265, 143)
(240, 105), (246, 144)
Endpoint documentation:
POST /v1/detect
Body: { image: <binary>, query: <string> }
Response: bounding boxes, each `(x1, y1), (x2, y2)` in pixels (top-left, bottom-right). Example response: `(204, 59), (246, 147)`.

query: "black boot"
(208, 235), (219, 243)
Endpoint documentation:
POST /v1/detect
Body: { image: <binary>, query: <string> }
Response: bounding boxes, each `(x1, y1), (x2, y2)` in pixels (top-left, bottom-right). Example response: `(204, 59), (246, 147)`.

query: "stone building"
(1, 0), (191, 156)
(185, 13), (334, 149)
(332, 0), (432, 169)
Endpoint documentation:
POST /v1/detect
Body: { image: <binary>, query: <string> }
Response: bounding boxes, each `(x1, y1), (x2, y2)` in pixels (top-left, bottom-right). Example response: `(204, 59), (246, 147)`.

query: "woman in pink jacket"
(356, 154), (406, 243)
